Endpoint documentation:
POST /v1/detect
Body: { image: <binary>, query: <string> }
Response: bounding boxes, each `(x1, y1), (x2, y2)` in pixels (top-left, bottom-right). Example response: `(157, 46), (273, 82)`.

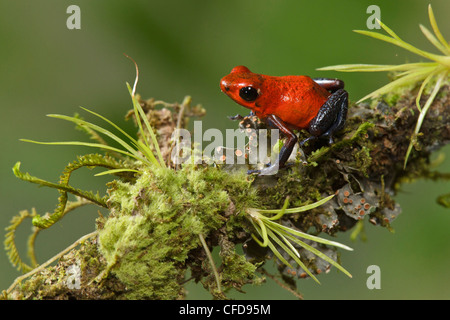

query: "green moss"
(98, 164), (259, 299)
(353, 146), (372, 177)
(217, 236), (264, 294)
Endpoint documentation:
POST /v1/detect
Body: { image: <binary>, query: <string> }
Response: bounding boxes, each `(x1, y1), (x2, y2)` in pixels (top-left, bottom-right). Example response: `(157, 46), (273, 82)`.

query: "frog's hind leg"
(313, 78), (345, 93)
(300, 89), (348, 146)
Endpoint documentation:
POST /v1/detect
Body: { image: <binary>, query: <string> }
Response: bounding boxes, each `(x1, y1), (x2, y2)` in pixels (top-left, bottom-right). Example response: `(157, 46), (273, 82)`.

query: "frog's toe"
(228, 114), (243, 121)
(299, 136), (317, 147)
(258, 164), (280, 176)
(320, 131), (335, 145)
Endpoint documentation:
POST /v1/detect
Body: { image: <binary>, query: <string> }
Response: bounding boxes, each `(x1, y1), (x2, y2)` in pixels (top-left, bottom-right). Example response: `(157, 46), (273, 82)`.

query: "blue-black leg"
(313, 78), (345, 93)
(300, 89), (348, 146)
(248, 114), (298, 175)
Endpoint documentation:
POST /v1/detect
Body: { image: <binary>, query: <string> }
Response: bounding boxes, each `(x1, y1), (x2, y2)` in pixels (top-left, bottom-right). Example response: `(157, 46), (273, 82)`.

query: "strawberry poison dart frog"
(220, 66), (348, 175)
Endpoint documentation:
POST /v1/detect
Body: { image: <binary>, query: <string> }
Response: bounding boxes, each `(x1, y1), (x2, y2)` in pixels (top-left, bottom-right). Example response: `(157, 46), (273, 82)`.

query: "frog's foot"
(247, 163), (278, 175)
(247, 161), (295, 176)
(298, 135), (317, 147)
(228, 114), (244, 121)
(320, 131), (335, 145)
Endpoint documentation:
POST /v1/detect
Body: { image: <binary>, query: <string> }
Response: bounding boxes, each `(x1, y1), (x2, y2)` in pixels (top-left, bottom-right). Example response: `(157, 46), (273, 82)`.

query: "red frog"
(220, 66), (348, 174)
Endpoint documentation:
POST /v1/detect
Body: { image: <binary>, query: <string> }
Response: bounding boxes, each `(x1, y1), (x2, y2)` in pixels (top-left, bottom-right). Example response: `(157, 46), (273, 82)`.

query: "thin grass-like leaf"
(318, 62), (434, 73)
(79, 107), (155, 165)
(47, 113), (155, 166)
(48, 114), (138, 155)
(258, 194), (334, 216)
(404, 72), (447, 168)
(266, 227), (319, 283)
(261, 196), (289, 221)
(282, 231), (353, 278)
(373, 18), (400, 40)
(255, 217), (269, 247)
(247, 197), (353, 282)
(319, 5), (449, 169)
(265, 219), (353, 251)
(271, 226), (300, 258)
(126, 83), (166, 168)
(250, 220), (295, 269)
(354, 28), (448, 66)
(266, 239), (295, 270)
(428, 4), (450, 53)
(20, 139), (148, 164)
(249, 217), (269, 247)
(415, 69), (438, 112)
(420, 24), (449, 56)
(135, 139), (159, 166)
(74, 113), (109, 146)
(124, 55), (163, 166)
(357, 67), (434, 103)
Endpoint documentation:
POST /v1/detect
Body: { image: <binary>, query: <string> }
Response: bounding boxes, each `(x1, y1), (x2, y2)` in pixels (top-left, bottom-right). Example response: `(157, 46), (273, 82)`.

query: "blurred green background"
(1, 0), (449, 299)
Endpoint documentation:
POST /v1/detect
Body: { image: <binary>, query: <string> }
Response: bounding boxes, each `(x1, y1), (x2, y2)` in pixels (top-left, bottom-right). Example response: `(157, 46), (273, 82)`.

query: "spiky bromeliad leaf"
(21, 79), (168, 170)
(22, 110), (155, 169)
(247, 195), (353, 284)
(318, 5), (450, 168)
(6, 58), (168, 276)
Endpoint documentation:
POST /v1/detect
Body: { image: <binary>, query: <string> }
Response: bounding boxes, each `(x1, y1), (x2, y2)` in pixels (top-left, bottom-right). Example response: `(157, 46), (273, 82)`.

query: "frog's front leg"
(299, 89), (348, 146)
(249, 114), (298, 175)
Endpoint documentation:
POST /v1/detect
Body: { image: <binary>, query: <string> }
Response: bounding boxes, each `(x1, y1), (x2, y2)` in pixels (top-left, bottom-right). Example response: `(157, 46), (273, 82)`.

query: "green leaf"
(265, 219), (353, 252)
(258, 194), (334, 217)
(266, 227), (319, 283)
(126, 83), (166, 168)
(250, 217), (269, 247)
(420, 24), (449, 56)
(46, 113), (153, 166)
(404, 72), (447, 168)
(20, 139), (148, 164)
(356, 67), (435, 103)
(318, 62), (434, 73)
(283, 231), (353, 279)
(427, 4), (450, 53)
(354, 28), (447, 66)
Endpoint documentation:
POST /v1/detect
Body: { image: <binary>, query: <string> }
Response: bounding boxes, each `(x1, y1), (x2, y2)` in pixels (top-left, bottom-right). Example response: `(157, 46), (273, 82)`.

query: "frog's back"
(260, 75), (330, 129)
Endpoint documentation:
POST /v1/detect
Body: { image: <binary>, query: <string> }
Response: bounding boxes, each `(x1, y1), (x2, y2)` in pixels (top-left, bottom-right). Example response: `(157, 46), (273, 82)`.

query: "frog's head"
(220, 66), (263, 110)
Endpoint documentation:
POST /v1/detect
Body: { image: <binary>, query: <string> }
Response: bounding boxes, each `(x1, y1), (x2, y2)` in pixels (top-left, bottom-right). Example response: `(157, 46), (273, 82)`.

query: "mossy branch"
(3, 84), (449, 300)
(4, 153), (133, 273)
(3, 45), (449, 299)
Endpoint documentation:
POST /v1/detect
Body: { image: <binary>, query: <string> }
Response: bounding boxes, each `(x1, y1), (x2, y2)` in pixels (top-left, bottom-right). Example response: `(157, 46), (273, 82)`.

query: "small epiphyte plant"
(5, 59), (167, 273)
(319, 5), (449, 168)
(247, 195), (353, 283)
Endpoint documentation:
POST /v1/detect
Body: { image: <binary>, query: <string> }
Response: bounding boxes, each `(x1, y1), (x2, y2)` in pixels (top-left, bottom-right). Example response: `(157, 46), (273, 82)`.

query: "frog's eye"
(239, 86), (259, 102)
